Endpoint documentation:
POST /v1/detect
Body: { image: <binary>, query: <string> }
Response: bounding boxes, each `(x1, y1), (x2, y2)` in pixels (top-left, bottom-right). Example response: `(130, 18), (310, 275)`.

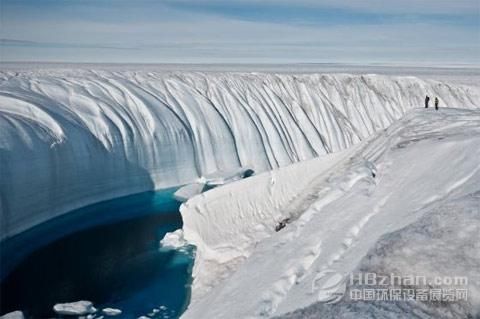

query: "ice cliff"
(0, 69), (479, 238)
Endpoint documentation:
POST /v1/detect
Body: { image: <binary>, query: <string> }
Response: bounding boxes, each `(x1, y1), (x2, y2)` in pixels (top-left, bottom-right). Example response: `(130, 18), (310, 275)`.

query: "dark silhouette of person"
(425, 95), (430, 108)
(435, 97), (439, 110)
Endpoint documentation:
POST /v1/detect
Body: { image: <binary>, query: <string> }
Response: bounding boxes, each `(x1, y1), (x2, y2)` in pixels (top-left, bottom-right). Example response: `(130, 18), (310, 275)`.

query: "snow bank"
(180, 146), (356, 297)
(1, 69), (478, 239)
(180, 108), (480, 318)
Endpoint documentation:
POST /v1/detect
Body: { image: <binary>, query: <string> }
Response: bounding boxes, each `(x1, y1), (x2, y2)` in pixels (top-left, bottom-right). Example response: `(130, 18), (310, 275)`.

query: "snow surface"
(180, 108), (480, 318)
(2, 63), (479, 85)
(279, 192), (480, 319)
(1, 69), (479, 239)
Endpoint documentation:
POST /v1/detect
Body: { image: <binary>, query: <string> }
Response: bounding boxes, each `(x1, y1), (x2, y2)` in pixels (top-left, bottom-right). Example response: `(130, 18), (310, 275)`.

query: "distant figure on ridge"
(435, 97), (439, 110)
(425, 95), (430, 108)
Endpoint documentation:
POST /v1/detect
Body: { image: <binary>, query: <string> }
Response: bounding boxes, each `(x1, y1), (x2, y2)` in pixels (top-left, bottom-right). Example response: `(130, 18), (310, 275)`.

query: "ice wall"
(0, 70), (478, 239)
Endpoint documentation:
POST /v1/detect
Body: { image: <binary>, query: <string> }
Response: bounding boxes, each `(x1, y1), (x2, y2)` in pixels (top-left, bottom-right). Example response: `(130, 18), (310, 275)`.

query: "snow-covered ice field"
(2, 63), (479, 85)
(0, 64), (479, 318)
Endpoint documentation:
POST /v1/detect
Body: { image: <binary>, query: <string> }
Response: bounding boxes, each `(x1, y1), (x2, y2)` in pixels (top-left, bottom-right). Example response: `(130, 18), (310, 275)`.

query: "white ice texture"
(1, 69), (478, 239)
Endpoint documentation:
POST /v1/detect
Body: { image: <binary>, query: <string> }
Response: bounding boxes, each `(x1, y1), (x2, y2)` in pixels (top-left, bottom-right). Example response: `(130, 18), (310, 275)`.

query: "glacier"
(1, 68), (479, 240)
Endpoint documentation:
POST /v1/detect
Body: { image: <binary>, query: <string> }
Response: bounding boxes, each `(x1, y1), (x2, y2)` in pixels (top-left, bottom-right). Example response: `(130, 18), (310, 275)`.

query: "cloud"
(166, 0), (479, 15)
(160, 0), (478, 27)
(0, 0), (478, 64)
(0, 39), (137, 50)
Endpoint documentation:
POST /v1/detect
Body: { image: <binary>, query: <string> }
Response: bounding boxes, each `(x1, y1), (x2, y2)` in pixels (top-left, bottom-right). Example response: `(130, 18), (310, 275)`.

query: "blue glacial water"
(0, 189), (195, 319)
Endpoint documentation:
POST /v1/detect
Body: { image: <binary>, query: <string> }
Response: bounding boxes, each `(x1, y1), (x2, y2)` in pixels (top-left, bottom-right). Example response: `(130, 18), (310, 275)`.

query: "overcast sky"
(1, 0), (479, 65)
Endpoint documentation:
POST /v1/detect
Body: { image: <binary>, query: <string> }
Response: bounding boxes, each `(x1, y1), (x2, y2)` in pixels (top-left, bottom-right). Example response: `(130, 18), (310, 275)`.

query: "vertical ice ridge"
(0, 70), (478, 238)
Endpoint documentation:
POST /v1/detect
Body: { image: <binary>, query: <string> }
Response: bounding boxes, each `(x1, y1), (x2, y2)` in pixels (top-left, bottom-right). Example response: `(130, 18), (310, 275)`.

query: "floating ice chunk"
(174, 183), (205, 203)
(174, 167), (255, 203)
(160, 229), (187, 249)
(53, 300), (97, 316)
(0, 311), (24, 319)
(102, 308), (122, 316)
(203, 167), (255, 188)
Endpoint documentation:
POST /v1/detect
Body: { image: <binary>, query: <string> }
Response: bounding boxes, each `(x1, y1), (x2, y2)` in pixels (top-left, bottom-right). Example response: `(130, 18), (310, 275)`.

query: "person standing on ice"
(425, 95), (430, 108)
(435, 97), (439, 110)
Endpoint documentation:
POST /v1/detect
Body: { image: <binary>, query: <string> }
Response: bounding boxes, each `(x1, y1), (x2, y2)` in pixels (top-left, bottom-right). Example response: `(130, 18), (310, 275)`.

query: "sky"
(0, 0), (479, 65)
